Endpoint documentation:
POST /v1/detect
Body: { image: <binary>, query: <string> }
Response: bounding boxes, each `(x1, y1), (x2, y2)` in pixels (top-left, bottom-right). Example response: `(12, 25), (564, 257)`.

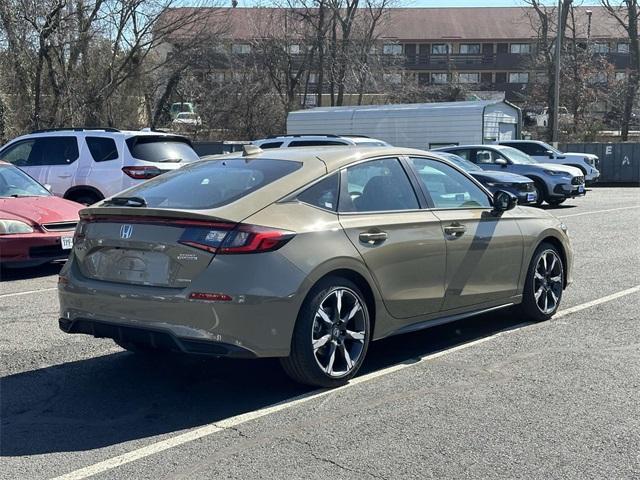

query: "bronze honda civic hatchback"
(58, 146), (572, 387)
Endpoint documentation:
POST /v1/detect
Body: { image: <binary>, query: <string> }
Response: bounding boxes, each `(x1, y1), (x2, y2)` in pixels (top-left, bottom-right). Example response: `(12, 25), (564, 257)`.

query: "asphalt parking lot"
(1, 187), (639, 480)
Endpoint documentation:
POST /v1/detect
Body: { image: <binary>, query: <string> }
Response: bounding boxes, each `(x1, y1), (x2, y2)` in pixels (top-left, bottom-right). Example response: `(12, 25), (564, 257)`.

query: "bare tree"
(601, 0), (640, 140)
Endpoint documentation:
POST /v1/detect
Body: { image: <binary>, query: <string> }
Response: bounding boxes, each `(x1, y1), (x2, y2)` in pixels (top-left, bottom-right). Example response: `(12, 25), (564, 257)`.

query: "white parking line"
(0, 287), (57, 299)
(51, 285), (640, 480)
(559, 206), (640, 218)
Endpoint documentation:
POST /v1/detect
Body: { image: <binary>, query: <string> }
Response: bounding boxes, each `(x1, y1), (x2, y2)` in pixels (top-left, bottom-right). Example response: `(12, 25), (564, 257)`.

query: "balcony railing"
(403, 53), (529, 70)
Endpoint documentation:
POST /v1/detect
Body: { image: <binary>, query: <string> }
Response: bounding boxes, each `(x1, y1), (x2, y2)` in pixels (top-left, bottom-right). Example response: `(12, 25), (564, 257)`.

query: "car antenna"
(242, 144), (263, 157)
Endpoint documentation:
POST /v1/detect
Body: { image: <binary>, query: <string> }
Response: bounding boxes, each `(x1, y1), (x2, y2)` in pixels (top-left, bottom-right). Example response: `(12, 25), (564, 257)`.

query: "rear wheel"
(66, 190), (103, 206)
(515, 243), (564, 322)
(280, 277), (371, 387)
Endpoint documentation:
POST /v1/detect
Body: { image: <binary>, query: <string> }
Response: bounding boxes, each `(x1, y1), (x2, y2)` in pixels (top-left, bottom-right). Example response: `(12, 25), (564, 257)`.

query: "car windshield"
(115, 158), (302, 209)
(537, 142), (561, 155)
(437, 152), (483, 172)
(497, 146), (538, 165)
(0, 165), (50, 197)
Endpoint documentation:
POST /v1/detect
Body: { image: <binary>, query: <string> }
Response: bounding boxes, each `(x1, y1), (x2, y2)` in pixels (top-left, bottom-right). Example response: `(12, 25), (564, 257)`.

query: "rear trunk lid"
(74, 209), (234, 288)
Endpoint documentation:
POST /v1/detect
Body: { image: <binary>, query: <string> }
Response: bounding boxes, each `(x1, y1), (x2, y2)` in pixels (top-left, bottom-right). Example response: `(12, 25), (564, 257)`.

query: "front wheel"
(280, 277), (371, 387)
(531, 181), (546, 207)
(547, 198), (567, 206)
(515, 243), (565, 322)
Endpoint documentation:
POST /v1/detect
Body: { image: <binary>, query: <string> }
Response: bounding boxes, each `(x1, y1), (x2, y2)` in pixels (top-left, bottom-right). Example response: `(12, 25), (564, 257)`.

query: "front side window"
(5, 137), (80, 166)
(86, 137), (119, 162)
(0, 140), (35, 166)
(474, 149), (501, 164)
(118, 158), (302, 209)
(408, 157), (490, 209)
(445, 149), (471, 160)
(510, 43), (531, 54)
(297, 173), (339, 211)
(260, 141), (283, 149)
(460, 43), (480, 54)
(339, 158), (419, 213)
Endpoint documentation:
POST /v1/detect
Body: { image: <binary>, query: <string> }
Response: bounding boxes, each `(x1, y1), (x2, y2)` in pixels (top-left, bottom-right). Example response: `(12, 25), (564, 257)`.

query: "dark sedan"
(433, 151), (538, 205)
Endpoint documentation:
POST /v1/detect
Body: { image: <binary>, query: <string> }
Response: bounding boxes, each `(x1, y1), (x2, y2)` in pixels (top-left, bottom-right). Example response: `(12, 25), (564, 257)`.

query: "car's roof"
(5, 129), (184, 142)
(499, 140), (544, 144)
(207, 146), (438, 172)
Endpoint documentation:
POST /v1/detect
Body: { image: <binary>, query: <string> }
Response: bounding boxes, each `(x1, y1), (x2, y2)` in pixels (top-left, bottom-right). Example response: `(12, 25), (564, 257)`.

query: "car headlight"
(543, 169), (566, 176)
(0, 219), (34, 235)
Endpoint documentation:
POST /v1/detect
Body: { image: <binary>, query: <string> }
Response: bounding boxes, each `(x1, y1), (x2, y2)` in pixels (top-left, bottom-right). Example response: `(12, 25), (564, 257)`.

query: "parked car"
(434, 145), (585, 206)
(58, 145), (572, 387)
(253, 134), (390, 149)
(499, 140), (600, 183)
(172, 112), (202, 128)
(0, 128), (200, 205)
(169, 102), (195, 120)
(0, 161), (82, 268)
(433, 152), (538, 205)
(536, 107), (573, 128)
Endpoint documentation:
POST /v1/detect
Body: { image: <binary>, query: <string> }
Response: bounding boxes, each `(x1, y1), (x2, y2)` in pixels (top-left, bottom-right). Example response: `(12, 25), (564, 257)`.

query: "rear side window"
(260, 142), (283, 149)
(126, 136), (200, 163)
(86, 137), (118, 162)
(297, 174), (339, 211)
(120, 159), (302, 209)
(288, 140), (346, 147)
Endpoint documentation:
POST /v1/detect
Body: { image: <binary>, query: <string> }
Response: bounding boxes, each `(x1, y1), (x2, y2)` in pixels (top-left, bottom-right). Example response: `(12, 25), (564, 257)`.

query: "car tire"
(515, 242), (564, 322)
(531, 180), (546, 207)
(547, 198), (566, 206)
(280, 277), (371, 388)
(71, 193), (102, 206)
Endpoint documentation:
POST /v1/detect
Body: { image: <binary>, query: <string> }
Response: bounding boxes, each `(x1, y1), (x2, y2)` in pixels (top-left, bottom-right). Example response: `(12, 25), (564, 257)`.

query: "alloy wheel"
(533, 249), (563, 314)
(311, 288), (367, 378)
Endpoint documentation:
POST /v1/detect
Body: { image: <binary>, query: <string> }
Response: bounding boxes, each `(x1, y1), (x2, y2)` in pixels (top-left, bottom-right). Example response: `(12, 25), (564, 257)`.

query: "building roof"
(162, 6), (626, 42)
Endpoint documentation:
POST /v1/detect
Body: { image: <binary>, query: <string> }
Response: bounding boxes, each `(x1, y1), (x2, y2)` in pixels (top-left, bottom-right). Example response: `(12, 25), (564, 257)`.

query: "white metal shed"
(287, 100), (522, 149)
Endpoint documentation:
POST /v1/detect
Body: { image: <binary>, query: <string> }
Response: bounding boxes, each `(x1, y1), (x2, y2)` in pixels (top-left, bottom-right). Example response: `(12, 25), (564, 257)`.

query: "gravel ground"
(1, 188), (639, 480)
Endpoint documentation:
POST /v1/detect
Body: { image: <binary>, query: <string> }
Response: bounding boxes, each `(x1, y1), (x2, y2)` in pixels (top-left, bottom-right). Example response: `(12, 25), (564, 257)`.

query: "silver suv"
(434, 145), (585, 206)
(0, 128), (200, 204)
(253, 134), (390, 149)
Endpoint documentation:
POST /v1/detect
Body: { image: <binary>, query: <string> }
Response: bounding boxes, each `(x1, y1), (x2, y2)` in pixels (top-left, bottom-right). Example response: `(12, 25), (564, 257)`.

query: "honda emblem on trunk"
(120, 224), (133, 239)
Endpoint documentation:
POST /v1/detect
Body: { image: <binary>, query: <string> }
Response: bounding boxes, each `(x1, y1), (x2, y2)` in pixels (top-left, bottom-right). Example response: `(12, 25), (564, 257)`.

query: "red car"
(0, 161), (82, 268)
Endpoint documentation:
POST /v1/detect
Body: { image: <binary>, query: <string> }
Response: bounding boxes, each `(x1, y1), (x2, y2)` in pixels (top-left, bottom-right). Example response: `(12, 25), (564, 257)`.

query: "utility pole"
(552, 0), (562, 147)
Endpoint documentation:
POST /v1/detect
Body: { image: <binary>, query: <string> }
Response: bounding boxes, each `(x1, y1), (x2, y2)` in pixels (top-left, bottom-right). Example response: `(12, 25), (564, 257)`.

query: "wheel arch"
(565, 163), (587, 175)
(64, 185), (104, 202)
(537, 235), (569, 289)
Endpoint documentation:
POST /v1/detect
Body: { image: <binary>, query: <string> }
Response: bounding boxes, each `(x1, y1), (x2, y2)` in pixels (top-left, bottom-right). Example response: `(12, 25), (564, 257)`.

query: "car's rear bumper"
(0, 232), (73, 267)
(59, 317), (257, 358)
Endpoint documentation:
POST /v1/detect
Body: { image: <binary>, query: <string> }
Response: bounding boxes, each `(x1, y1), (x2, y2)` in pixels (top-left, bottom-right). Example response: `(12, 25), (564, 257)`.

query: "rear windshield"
(126, 136), (200, 163)
(117, 158), (302, 209)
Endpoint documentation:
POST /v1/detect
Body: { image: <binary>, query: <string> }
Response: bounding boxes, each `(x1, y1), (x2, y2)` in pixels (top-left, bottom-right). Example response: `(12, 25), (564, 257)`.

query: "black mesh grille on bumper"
(59, 318), (256, 358)
(572, 176), (585, 185)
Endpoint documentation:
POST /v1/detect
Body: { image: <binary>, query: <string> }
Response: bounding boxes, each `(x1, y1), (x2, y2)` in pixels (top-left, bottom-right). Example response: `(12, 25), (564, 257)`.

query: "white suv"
(0, 128), (200, 204)
(253, 134), (390, 149)
(499, 140), (600, 183)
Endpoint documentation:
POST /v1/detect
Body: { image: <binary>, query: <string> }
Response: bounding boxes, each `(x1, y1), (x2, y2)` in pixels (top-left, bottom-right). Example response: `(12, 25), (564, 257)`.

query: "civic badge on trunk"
(120, 224), (133, 239)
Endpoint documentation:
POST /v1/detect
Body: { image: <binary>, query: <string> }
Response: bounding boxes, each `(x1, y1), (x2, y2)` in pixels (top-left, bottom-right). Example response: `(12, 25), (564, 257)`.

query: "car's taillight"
(122, 166), (163, 180)
(73, 219), (87, 245)
(179, 223), (295, 254)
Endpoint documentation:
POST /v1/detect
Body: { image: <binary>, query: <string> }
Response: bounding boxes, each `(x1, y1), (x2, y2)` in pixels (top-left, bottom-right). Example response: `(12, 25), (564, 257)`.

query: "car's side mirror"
(495, 158), (508, 167)
(493, 190), (518, 213)
(546, 150), (555, 159)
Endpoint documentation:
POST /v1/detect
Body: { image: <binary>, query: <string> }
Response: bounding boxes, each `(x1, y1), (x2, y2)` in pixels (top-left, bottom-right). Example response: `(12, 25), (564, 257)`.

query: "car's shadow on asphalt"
(0, 263), (63, 281)
(539, 204), (577, 211)
(1, 310), (530, 457)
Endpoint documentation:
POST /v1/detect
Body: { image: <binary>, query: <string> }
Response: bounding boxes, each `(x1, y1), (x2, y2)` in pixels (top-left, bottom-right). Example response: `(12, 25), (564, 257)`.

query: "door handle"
(359, 231), (388, 244)
(57, 175), (72, 179)
(444, 223), (466, 237)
